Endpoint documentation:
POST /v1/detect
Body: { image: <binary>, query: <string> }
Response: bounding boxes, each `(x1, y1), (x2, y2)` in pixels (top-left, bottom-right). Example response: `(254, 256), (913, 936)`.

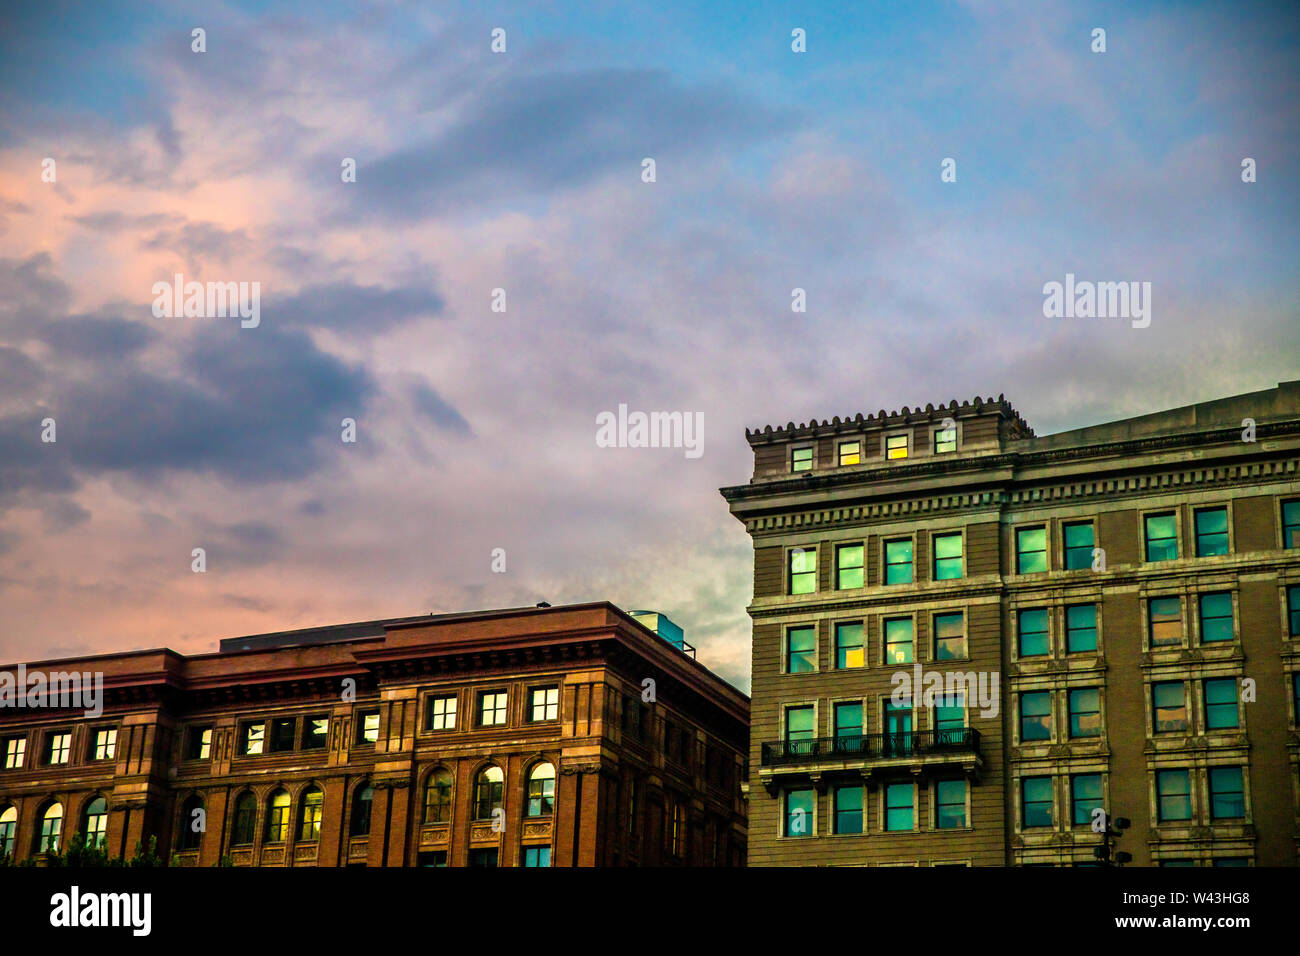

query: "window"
(668, 795), (687, 857)
(270, 718), (296, 753)
(885, 433), (909, 460)
(785, 625), (816, 673)
(788, 548), (816, 594)
(298, 787), (323, 841)
(1289, 586), (1300, 637)
(527, 763), (556, 817)
(351, 785), (373, 837)
(833, 785), (863, 834)
(356, 711), (380, 744)
(91, 728), (117, 761)
(231, 792), (257, 846)
(883, 617), (913, 665)
(1063, 521), (1094, 570)
(1068, 688), (1101, 738)
(784, 788), (813, 837)
(884, 784), (913, 831)
(523, 846), (551, 867)
(1283, 500), (1300, 548)
(176, 795), (202, 851)
(474, 765), (505, 820)
(784, 705), (815, 744)
(1148, 597), (1183, 647)
(1197, 678), (1236, 732)
(468, 848), (499, 867)
(1019, 692), (1051, 742)
(1018, 608), (1049, 657)
(1016, 527), (1047, 574)
(2, 735), (26, 770)
(835, 544), (864, 589)
(427, 694), (457, 731)
(1209, 768), (1245, 820)
(935, 780), (966, 829)
(791, 447), (813, 472)
(83, 796), (108, 847)
(301, 715), (328, 750)
(934, 694), (964, 742)
(934, 424), (957, 454)
(186, 726), (212, 761)
(265, 790), (291, 843)
(838, 441), (861, 466)
(478, 691), (508, 726)
(1153, 682), (1188, 733)
(1022, 777), (1052, 828)
(834, 622), (864, 669)
(933, 612), (965, 660)
(932, 532), (963, 580)
(0, 806), (15, 860)
(45, 731), (71, 766)
(884, 539), (913, 584)
(1198, 592), (1233, 643)
(241, 721), (265, 755)
(424, 769), (453, 823)
(1070, 774), (1103, 826)
(883, 700), (913, 755)
(1195, 507), (1229, 556)
(1213, 857), (1249, 867)
(1065, 604), (1097, 653)
(529, 686), (559, 722)
(36, 802), (62, 854)
(833, 701), (863, 753)
(1156, 770), (1192, 821)
(1145, 512), (1178, 561)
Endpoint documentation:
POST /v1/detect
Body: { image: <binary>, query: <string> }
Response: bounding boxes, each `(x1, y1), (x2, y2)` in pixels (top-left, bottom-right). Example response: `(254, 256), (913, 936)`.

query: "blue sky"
(0, 0), (1297, 689)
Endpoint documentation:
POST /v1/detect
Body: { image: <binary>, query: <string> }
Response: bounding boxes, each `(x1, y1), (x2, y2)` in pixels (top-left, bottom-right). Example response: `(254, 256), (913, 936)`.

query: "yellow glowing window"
(838, 441), (861, 466)
(886, 434), (909, 460)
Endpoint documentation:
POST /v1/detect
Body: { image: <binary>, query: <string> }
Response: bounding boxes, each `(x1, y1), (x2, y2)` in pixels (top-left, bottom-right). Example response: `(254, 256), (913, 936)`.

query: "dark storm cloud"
(270, 281), (445, 335)
(410, 382), (471, 435)
(37, 312), (157, 359)
(341, 67), (799, 220)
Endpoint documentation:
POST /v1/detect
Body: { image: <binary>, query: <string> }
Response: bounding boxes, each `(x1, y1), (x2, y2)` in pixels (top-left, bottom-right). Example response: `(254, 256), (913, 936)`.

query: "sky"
(0, 0), (1297, 691)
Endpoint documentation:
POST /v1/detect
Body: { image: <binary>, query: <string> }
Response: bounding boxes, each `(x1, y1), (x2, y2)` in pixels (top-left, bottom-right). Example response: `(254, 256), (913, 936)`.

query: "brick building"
(721, 381), (1300, 866)
(0, 603), (748, 866)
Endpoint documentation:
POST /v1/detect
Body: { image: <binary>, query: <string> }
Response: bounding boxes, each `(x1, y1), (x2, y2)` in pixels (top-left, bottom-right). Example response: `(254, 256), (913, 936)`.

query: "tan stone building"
(721, 381), (1300, 866)
(0, 603), (748, 867)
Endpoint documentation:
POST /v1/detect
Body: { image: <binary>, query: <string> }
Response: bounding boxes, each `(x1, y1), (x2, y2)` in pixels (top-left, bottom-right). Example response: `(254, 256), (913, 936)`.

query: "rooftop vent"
(628, 610), (695, 658)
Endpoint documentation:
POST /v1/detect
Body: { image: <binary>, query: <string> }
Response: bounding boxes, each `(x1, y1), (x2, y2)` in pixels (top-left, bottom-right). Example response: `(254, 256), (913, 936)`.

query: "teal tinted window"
(1288, 585), (1300, 637)
(1063, 522), (1094, 570)
(933, 612), (965, 660)
(833, 785), (863, 834)
(791, 447), (813, 472)
(1145, 513), (1178, 561)
(785, 705), (815, 741)
(786, 625), (816, 673)
(1148, 597), (1183, 647)
(1070, 774), (1103, 825)
(1199, 592), (1233, 643)
(884, 784), (913, 831)
(833, 701), (863, 741)
(1018, 608), (1049, 657)
(1152, 681), (1187, 733)
(1068, 688), (1100, 738)
(884, 617), (913, 665)
(788, 549), (816, 594)
(933, 533), (963, 580)
(1020, 691), (1051, 741)
(934, 694), (965, 735)
(1022, 777), (1052, 827)
(1157, 770), (1191, 821)
(835, 544), (864, 590)
(1204, 678), (1238, 730)
(1195, 507), (1229, 556)
(884, 539), (914, 584)
(1284, 500), (1300, 548)
(1209, 767), (1244, 820)
(1016, 527), (1047, 574)
(935, 779), (966, 829)
(785, 788), (814, 836)
(834, 622), (864, 669)
(1065, 604), (1097, 653)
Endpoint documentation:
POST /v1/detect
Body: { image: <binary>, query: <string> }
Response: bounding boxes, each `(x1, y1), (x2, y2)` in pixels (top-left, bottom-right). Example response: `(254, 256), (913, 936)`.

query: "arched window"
(82, 796), (108, 847)
(425, 769), (453, 823)
(265, 789), (291, 843)
(474, 765), (504, 820)
(0, 806), (16, 860)
(231, 792), (257, 846)
(350, 785), (373, 837)
(36, 801), (62, 854)
(297, 786), (323, 842)
(177, 795), (204, 851)
(527, 762), (556, 817)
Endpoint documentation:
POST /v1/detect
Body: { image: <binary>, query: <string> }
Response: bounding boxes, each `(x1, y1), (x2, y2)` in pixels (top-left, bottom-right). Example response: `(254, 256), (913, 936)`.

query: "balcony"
(757, 730), (982, 791)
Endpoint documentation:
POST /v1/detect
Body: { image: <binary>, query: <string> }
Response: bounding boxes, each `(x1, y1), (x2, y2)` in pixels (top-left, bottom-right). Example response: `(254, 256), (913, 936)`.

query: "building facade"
(0, 603), (748, 867)
(722, 381), (1300, 866)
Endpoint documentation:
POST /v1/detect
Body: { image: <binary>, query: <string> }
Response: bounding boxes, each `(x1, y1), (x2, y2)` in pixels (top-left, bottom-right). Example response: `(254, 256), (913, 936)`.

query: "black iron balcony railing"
(760, 728), (980, 767)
